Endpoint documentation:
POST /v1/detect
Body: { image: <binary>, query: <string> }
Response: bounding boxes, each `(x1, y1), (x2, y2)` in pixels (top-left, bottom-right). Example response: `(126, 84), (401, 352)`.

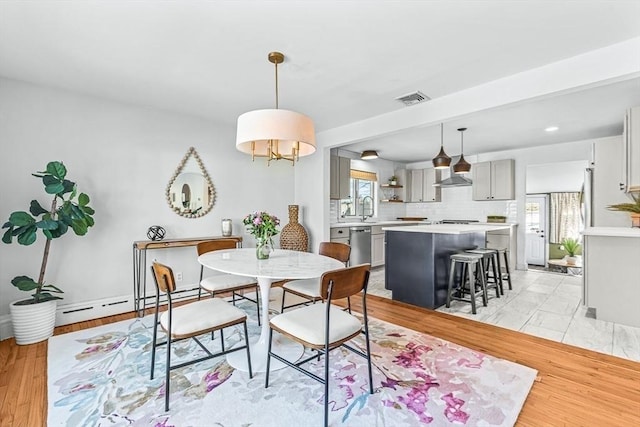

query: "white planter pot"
(9, 299), (57, 345)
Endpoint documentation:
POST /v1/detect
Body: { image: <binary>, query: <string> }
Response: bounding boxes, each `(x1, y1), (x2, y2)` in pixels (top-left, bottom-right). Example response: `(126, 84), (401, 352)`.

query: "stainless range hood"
(433, 156), (472, 187)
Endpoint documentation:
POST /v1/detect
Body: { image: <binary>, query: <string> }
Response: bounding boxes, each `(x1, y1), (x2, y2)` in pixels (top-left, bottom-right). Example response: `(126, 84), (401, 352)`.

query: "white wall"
(0, 78), (295, 326)
(526, 160), (589, 193)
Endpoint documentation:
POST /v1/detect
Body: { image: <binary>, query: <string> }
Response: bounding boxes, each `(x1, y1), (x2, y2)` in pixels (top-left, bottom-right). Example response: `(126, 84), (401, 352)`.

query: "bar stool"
(467, 248), (502, 297)
(446, 253), (487, 314)
(495, 248), (513, 290)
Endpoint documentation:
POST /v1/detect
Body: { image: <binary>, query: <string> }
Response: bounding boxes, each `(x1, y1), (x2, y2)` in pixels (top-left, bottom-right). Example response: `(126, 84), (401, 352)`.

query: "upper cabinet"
(330, 155), (350, 199)
(409, 168), (441, 202)
(472, 159), (515, 201)
(621, 106), (640, 193)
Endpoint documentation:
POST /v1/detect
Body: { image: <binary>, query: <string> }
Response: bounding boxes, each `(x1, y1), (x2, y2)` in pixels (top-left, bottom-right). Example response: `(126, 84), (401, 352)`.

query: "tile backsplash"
(405, 186), (517, 222)
(330, 186), (517, 224)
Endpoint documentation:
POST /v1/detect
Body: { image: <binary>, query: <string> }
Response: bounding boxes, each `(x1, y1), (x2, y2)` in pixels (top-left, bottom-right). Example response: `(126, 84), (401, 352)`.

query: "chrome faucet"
(361, 196), (373, 222)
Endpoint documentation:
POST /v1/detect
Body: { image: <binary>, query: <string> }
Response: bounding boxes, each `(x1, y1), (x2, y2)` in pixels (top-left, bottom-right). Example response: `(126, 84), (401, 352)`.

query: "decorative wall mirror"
(166, 147), (216, 218)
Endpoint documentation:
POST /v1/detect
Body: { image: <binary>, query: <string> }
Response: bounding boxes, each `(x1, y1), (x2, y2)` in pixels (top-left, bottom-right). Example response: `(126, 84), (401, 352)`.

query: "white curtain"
(549, 192), (582, 243)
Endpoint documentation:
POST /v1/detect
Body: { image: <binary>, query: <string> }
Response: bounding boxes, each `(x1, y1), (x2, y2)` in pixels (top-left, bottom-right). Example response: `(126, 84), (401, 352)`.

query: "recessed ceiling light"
(545, 126), (559, 132)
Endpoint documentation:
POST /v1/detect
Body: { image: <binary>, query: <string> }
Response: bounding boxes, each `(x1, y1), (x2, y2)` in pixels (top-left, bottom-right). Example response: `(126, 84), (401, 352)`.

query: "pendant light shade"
(432, 123), (451, 169)
(236, 52), (316, 165)
(453, 127), (471, 174)
(361, 150), (379, 159)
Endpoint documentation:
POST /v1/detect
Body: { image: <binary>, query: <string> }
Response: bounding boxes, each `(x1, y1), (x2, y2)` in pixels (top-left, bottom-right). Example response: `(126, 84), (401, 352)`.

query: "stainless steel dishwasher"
(349, 226), (371, 266)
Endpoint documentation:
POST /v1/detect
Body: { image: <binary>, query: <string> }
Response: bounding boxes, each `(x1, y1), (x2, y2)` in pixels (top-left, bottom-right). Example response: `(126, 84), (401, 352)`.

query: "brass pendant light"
(236, 52), (316, 166)
(453, 127), (471, 174)
(432, 123), (451, 169)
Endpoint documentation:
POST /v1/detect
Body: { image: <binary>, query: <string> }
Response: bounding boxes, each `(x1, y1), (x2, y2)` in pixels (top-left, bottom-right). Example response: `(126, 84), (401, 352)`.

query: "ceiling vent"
(395, 91), (430, 106)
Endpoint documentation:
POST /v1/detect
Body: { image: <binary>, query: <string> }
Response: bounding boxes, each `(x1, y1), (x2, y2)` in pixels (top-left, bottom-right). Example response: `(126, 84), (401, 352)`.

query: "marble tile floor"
(366, 266), (640, 362)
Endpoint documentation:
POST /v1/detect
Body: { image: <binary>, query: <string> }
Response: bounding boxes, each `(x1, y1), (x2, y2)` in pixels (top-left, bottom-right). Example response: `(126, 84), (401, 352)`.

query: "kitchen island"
(382, 224), (511, 309)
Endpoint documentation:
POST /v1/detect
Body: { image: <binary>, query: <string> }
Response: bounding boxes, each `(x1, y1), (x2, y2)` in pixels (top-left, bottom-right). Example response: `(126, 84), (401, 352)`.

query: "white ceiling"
(1, 1), (639, 161)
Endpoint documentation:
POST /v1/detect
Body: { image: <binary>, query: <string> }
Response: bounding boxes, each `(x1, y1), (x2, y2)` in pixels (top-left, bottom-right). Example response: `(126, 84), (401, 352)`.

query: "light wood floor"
(1, 295), (639, 426)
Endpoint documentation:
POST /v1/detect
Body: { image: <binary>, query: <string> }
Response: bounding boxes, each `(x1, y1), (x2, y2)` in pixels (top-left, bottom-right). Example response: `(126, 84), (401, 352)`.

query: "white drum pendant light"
(236, 52), (316, 166)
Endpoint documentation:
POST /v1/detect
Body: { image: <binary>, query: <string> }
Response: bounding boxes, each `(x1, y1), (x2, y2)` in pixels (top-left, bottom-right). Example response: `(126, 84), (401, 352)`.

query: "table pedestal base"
(226, 331), (303, 372)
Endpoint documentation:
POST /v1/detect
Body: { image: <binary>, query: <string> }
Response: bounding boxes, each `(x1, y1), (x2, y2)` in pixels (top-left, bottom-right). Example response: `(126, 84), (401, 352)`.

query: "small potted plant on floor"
(607, 193), (640, 228)
(2, 161), (95, 344)
(560, 237), (580, 266)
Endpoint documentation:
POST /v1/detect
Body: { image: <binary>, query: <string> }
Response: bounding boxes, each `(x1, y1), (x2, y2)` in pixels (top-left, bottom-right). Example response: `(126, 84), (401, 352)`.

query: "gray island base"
(383, 224), (510, 310)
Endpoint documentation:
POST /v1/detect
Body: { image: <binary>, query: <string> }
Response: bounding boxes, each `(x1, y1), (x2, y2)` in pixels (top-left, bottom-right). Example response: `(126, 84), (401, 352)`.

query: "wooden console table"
(132, 235), (242, 316)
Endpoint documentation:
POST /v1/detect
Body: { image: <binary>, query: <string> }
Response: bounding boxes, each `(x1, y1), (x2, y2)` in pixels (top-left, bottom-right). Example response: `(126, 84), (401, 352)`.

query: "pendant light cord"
(440, 123), (444, 147)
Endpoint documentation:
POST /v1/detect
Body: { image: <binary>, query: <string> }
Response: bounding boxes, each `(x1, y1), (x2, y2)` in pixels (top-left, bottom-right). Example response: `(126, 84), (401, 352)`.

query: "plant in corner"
(607, 193), (640, 228)
(560, 237), (580, 265)
(2, 161), (95, 344)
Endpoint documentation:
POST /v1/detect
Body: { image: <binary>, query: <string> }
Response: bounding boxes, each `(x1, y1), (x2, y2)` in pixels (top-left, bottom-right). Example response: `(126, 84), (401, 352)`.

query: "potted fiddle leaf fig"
(2, 161), (95, 344)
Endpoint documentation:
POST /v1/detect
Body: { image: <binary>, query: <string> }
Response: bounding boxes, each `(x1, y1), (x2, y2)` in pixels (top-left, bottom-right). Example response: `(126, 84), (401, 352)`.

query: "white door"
(526, 195), (548, 266)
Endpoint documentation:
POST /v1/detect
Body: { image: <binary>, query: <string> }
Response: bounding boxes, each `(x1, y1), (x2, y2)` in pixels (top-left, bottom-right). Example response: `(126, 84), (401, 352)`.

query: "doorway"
(526, 194), (548, 266)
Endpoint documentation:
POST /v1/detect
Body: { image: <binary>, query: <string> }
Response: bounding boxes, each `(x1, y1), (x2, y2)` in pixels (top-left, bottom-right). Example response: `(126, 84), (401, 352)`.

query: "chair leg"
(243, 321), (253, 379)
(468, 263), (477, 314)
(494, 254), (504, 295)
(503, 251), (513, 290)
(220, 329), (225, 352)
(324, 341), (330, 427)
(478, 262), (488, 306)
(281, 287), (287, 314)
(164, 333), (172, 412)
(490, 256), (500, 298)
(363, 318), (374, 395)
(150, 310), (159, 380)
(265, 328), (274, 388)
(347, 296), (352, 314)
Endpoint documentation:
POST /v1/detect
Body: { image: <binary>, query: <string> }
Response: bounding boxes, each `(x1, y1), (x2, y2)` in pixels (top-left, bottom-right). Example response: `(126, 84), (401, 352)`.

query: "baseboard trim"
(0, 282), (243, 341)
(0, 294), (136, 341)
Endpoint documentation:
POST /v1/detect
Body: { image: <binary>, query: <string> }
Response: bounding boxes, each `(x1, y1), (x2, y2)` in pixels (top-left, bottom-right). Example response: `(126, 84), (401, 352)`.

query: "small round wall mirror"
(166, 147), (216, 218)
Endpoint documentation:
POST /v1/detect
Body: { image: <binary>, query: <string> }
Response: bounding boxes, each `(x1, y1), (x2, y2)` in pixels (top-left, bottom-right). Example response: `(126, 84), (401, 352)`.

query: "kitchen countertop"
(382, 224), (511, 234)
(582, 227), (640, 237)
(330, 220), (424, 228)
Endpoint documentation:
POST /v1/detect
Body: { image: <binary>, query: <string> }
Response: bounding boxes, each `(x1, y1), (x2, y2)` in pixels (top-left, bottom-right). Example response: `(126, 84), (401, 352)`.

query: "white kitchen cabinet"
(371, 225), (385, 267)
(422, 168), (441, 202)
(409, 169), (423, 202)
(371, 233), (385, 267)
(472, 159), (515, 201)
(409, 168), (441, 202)
(330, 155), (351, 199)
(583, 228), (640, 328)
(621, 106), (640, 193)
(330, 226), (349, 246)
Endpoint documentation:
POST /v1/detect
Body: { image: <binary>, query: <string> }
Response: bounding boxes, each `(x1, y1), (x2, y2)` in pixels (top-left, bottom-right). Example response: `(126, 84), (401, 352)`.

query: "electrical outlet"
(176, 272), (183, 282)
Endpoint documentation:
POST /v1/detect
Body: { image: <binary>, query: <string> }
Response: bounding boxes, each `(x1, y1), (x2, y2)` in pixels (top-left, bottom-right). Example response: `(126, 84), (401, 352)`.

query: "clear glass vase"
(256, 237), (272, 260)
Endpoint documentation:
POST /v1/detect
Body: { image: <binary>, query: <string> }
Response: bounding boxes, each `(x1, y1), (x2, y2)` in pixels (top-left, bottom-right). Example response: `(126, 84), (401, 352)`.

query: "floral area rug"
(48, 305), (537, 426)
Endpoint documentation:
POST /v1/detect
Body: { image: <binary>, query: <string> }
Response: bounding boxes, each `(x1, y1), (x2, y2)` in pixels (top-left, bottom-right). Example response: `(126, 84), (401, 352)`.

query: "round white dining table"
(197, 248), (344, 372)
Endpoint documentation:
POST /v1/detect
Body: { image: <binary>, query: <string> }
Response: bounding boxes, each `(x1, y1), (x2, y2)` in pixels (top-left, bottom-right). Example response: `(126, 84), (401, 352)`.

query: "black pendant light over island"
(432, 123), (451, 169)
(453, 127), (471, 174)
